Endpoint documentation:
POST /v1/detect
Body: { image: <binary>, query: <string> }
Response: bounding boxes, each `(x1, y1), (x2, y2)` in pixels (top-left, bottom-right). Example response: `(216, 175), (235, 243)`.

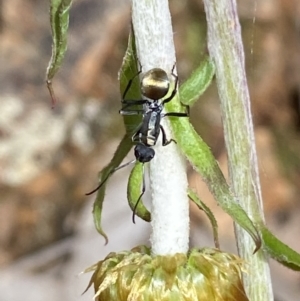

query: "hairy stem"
(131, 0), (189, 255)
(202, 0), (273, 299)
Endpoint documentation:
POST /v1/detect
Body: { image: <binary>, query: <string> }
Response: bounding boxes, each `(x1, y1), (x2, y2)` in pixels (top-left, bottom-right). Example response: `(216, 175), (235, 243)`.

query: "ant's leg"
(185, 105), (190, 116)
(131, 122), (145, 143)
(170, 62), (178, 85)
(121, 99), (146, 106)
(119, 109), (144, 115)
(163, 112), (188, 118)
(161, 63), (179, 105)
(162, 64), (190, 115)
(85, 159), (135, 195)
(122, 61), (142, 101)
(132, 164), (146, 224)
(120, 99), (147, 113)
(160, 125), (176, 146)
(121, 62), (146, 111)
(132, 128), (142, 143)
(163, 103), (190, 119)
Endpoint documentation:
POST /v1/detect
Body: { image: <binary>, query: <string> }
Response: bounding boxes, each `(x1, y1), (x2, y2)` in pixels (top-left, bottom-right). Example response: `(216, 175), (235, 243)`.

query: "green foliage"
(167, 91), (261, 251)
(92, 134), (133, 243)
(91, 32), (144, 240)
(46, 0), (73, 106)
(188, 189), (219, 248)
(119, 32), (142, 136)
(260, 226), (300, 271)
(46, 8), (300, 269)
(127, 163), (151, 222)
(180, 56), (215, 106)
(174, 60), (300, 269)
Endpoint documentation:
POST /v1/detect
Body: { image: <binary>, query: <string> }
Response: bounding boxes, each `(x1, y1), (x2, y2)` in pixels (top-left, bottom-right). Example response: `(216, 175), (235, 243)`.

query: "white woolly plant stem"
(131, 0), (189, 256)
(202, 0), (274, 300)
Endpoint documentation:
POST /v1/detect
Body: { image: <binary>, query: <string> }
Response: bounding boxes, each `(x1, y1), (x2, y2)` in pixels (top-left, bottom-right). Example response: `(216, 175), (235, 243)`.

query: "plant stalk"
(131, 0), (189, 255)
(202, 0), (274, 300)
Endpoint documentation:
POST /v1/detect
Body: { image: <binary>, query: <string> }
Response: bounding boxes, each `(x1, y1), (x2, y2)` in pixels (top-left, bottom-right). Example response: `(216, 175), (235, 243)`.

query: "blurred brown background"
(0, 0), (300, 300)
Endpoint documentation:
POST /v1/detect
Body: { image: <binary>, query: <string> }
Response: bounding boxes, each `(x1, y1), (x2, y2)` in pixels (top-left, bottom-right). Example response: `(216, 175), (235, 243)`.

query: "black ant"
(87, 64), (188, 222)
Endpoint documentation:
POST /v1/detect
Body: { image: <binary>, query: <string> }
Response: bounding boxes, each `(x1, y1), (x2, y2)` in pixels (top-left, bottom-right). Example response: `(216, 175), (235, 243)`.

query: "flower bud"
(85, 246), (248, 301)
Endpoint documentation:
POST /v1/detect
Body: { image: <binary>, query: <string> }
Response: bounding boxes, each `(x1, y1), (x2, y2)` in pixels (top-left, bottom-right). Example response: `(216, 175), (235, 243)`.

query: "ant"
(87, 63), (189, 223)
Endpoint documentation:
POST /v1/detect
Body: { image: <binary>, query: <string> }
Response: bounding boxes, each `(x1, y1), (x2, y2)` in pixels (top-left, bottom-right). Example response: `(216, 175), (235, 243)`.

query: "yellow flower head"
(85, 246), (248, 301)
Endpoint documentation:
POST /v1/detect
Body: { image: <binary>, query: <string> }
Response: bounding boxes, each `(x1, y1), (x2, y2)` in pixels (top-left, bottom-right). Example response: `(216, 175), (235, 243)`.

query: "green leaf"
(46, 0), (73, 106)
(127, 162), (151, 222)
(180, 56), (215, 106)
(165, 96), (261, 250)
(260, 226), (300, 271)
(91, 31), (145, 241)
(92, 134), (133, 243)
(119, 31), (142, 136)
(119, 30), (149, 222)
(173, 56), (300, 269)
(188, 189), (219, 248)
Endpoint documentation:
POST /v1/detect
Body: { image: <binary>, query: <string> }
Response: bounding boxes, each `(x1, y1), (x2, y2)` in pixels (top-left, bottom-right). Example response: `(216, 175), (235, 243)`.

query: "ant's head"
(134, 144), (155, 163)
(141, 68), (170, 101)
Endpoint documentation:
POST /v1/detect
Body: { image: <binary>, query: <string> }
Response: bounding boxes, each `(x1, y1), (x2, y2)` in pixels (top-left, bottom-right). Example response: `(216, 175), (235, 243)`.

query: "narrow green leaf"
(92, 134), (133, 243)
(188, 189), (219, 248)
(92, 30), (146, 240)
(127, 162), (151, 222)
(46, 0), (73, 106)
(166, 96), (261, 250)
(260, 226), (300, 271)
(180, 56), (215, 106)
(119, 30), (149, 222)
(119, 30), (142, 135)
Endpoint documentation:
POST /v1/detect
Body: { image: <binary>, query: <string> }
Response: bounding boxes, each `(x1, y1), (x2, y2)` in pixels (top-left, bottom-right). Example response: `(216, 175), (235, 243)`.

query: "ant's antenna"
(86, 159), (136, 196)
